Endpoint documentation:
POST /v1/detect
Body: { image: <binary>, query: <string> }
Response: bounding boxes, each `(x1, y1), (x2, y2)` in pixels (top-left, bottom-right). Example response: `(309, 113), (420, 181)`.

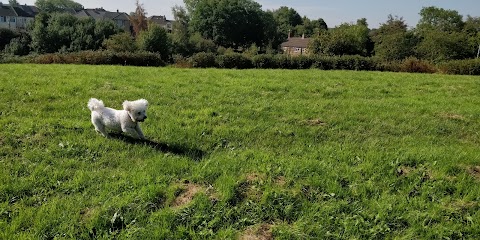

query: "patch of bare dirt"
(246, 173), (266, 183)
(172, 184), (204, 208)
(274, 176), (287, 186)
(467, 166), (480, 180)
(240, 224), (273, 240)
(80, 207), (97, 223)
(396, 166), (415, 176)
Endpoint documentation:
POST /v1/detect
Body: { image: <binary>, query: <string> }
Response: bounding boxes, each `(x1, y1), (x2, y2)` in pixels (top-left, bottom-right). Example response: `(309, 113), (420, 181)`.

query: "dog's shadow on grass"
(109, 133), (206, 161)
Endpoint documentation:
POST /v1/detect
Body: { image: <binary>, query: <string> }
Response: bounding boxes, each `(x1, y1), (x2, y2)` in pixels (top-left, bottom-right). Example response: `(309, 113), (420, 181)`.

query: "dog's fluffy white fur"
(87, 98), (148, 139)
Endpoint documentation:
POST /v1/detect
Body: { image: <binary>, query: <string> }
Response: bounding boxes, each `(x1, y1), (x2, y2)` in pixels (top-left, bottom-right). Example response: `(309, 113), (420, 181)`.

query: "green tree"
(463, 16), (480, 58)
(415, 6), (471, 61)
(137, 24), (171, 61)
(35, 0), (83, 13)
(417, 6), (464, 33)
(189, 0), (271, 48)
(30, 12), (120, 53)
(171, 5), (192, 56)
(416, 30), (471, 61)
(309, 20), (371, 56)
(272, 6), (303, 37)
(372, 15), (417, 60)
(102, 32), (137, 52)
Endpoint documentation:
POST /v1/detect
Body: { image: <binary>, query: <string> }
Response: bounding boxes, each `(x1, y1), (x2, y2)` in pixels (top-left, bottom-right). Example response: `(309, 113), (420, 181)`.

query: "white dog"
(87, 98), (148, 139)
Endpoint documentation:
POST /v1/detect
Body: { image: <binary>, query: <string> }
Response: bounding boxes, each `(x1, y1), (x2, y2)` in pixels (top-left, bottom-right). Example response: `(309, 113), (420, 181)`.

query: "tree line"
(1, 0), (479, 63)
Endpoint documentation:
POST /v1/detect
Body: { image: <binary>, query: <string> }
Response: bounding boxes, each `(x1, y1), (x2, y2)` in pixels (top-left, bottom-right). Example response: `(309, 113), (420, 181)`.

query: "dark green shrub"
(189, 52), (216, 68)
(216, 53), (253, 69)
(311, 56), (335, 70)
(252, 54), (276, 69)
(30, 51), (165, 66)
(289, 55), (314, 69)
(273, 55), (292, 69)
(438, 59), (480, 75)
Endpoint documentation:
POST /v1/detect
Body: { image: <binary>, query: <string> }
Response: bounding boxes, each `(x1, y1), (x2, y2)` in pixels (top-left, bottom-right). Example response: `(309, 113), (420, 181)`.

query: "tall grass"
(1, 64), (479, 239)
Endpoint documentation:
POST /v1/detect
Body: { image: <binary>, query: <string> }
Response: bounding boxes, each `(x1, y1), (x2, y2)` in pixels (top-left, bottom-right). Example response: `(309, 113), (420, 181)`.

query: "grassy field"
(1, 64), (480, 239)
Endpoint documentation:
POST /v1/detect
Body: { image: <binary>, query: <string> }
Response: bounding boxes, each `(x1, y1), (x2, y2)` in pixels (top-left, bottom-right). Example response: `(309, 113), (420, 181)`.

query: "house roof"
(281, 37), (311, 48)
(0, 4), (17, 17)
(149, 15), (172, 25)
(18, 5), (39, 16)
(0, 4), (38, 17)
(76, 8), (129, 21)
(12, 6), (34, 17)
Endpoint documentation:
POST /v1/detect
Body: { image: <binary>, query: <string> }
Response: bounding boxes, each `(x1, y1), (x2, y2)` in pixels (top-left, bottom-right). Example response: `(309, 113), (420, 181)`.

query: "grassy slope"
(1, 64), (480, 239)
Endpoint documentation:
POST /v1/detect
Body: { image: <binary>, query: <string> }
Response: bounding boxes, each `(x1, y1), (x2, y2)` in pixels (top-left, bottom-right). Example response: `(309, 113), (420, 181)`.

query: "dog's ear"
(140, 99), (148, 107)
(123, 100), (131, 111)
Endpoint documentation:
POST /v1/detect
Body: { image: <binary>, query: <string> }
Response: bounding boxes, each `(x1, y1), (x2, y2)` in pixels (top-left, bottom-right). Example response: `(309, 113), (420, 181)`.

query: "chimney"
(117, 9), (119, 13)
(288, 30), (291, 39)
(302, 33), (305, 39)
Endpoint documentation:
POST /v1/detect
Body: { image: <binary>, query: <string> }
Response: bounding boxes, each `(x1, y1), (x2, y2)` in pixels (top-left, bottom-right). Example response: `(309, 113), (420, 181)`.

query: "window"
(294, 47), (302, 52)
(9, 17), (16, 22)
(0, 16), (6, 22)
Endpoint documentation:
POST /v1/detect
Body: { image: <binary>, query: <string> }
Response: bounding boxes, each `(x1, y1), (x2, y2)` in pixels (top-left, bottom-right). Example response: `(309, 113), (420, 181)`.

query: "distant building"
(0, 3), (37, 30)
(75, 8), (131, 32)
(148, 15), (173, 32)
(281, 33), (311, 56)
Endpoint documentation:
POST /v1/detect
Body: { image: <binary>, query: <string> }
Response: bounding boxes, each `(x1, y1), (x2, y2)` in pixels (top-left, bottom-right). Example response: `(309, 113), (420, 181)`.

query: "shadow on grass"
(109, 133), (206, 161)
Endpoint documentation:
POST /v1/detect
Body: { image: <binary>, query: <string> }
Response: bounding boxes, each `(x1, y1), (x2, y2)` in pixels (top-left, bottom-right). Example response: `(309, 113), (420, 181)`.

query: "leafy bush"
(102, 33), (137, 53)
(252, 54), (276, 69)
(216, 53), (253, 69)
(30, 51), (165, 66)
(399, 57), (436, 73)
(137, 24), (171, 62)
(172, 54), (192, 68)
(289, 55), (314, 69)
(0, 28), (18, 51)
(438, 59), (480, 75)
(189, 52), (217, 68)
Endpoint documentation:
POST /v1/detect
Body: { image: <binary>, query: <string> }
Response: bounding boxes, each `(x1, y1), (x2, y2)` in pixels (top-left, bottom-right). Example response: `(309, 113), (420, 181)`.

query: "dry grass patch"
(439, 113), (465, 121)
(396, 166), (415, 176)
(467, 166), (480, 180)
(80, 207), (98, 223)
(239, 224), (273, 240)
(302, 118), (327, 126)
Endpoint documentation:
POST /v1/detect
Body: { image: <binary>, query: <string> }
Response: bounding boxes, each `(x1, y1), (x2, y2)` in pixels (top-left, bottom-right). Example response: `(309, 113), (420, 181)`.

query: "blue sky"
(20, 0), (480, 28)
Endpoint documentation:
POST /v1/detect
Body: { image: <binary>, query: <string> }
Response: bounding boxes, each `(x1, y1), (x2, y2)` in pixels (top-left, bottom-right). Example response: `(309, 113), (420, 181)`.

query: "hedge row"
(438, 59), (480, 75)
(189, 53), (381, 71)
(0, 51), (166, 66)
(1, 51), (479, 75)
(187, 53), (480, 75)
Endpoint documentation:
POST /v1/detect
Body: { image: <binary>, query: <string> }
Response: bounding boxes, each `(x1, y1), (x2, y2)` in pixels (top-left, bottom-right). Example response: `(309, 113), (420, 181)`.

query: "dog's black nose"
(144, 116), (147, 119)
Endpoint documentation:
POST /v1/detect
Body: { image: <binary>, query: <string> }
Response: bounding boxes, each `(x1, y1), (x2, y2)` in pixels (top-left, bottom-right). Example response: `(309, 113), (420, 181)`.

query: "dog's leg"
(92, 119), (109, 138)
(122, 126), (144, 140)
(135, 125), (145, 140)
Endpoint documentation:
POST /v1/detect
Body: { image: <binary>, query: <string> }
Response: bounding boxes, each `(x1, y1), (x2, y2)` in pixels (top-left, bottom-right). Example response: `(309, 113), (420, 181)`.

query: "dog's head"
(123, 99), (148, 122)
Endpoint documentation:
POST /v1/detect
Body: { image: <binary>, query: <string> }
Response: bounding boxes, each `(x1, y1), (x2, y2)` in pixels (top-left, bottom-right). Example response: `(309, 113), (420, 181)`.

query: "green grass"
(1, 64), (480, 239)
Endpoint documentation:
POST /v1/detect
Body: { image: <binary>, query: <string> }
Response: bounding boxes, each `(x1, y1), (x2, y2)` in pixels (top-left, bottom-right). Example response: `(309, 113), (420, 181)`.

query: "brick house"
(281, 34), (311, 56)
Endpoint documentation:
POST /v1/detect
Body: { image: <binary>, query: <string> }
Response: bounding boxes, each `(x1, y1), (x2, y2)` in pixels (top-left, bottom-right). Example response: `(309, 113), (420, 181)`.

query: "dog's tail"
(87, 98), (105, 111)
